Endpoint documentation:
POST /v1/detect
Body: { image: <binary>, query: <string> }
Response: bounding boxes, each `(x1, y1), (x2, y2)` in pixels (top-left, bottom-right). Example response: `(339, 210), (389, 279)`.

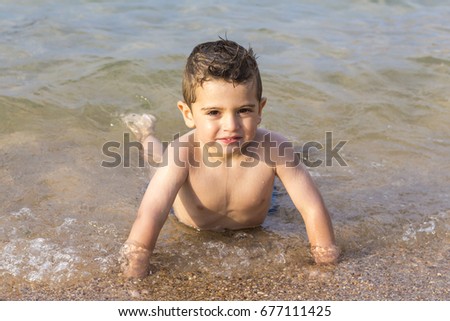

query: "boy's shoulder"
(162, 130), (196, 166)
(253, 128), (300, 167)
(254, 128), (293, 146)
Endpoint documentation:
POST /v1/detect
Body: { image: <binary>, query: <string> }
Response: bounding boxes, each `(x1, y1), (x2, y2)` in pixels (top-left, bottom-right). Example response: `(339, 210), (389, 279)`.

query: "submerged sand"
(4, 242), (448, 301)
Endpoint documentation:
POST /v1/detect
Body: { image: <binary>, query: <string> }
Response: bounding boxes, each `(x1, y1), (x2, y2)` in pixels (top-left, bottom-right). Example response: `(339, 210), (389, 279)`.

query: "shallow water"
(1, 0), (449, 300)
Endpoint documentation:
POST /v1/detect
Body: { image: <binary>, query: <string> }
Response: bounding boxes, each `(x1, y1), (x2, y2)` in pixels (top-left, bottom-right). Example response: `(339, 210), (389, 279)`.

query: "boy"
(120, 39), (339, 278)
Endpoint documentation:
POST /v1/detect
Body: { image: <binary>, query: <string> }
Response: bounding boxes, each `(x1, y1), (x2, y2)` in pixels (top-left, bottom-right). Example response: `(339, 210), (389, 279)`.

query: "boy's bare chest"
(182, 161), (274, 211)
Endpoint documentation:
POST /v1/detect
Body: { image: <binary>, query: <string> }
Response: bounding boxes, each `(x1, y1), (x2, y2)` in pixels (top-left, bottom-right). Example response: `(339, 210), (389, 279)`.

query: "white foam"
(402, 217), (439, 242)
(0, 237), (83, 283)
(402, 224), (416, 241)
(10, 207), (34, 218)
(417, 220), (436, 234)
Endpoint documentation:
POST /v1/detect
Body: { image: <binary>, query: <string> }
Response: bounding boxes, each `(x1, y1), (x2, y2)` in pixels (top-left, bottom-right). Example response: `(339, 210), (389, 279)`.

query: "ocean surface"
(0, 0), (449, 300)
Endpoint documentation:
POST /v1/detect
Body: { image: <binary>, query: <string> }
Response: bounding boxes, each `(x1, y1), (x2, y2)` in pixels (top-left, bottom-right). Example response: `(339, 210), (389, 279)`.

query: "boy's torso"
(171, 129), (278, 231)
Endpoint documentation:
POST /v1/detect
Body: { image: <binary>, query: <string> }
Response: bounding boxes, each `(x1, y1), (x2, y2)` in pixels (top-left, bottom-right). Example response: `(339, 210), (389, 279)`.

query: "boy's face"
(178, 79), (266, 153)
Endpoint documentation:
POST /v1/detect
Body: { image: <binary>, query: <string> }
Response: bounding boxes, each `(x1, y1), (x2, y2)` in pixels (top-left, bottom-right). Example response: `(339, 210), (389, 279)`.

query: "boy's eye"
(207, 110), (220, 116)
(238, 108), (252, 114)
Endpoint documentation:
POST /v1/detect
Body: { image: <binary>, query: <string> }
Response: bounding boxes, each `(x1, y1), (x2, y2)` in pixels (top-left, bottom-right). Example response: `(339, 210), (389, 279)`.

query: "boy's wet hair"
(182, 38), (262, 107)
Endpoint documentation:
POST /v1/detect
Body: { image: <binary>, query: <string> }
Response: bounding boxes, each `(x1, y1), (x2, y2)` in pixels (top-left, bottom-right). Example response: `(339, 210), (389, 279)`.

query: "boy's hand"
(119, 242), (151, 278)
(311, 245), (340, 265)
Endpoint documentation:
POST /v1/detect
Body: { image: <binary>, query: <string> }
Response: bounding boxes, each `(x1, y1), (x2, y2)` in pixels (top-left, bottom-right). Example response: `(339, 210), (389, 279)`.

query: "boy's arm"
(274, 139), (339, 264)
(120, 146), (188, 278)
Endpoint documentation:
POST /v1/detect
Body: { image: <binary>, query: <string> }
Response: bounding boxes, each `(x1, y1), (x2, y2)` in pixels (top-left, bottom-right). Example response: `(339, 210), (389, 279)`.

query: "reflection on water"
(1, 0), (449, 299)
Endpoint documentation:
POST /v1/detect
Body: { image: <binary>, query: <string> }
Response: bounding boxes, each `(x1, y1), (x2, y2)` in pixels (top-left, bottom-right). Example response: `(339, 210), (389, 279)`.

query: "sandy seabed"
(3, 244), (448, 301)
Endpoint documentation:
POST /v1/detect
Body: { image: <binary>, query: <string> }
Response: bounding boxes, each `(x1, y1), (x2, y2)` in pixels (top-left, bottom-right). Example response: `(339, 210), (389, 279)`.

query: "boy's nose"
(222, 114), (240, 131)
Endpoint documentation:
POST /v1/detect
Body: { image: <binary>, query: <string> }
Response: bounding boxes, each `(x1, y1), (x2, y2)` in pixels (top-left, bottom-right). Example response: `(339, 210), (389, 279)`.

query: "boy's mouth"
(217, 136), (242, 145)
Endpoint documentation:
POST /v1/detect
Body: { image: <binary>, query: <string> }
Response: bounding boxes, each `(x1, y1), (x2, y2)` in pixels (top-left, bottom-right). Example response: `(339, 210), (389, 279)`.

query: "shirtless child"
(120, 39), (340, 278)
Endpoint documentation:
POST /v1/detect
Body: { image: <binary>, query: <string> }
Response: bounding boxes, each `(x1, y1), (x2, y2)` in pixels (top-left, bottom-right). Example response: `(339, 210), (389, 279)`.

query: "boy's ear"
(177, 101), (196, 128)
(257, 97), (267, 124)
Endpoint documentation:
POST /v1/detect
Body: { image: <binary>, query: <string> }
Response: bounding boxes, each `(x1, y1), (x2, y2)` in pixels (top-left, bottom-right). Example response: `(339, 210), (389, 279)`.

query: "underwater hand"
(119, 242), (151, 278)
(311, 245), (340, 265)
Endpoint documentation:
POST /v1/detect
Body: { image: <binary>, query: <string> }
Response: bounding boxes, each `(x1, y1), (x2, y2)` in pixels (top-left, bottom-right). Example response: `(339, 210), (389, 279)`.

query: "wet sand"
(4, 242), (448, 301)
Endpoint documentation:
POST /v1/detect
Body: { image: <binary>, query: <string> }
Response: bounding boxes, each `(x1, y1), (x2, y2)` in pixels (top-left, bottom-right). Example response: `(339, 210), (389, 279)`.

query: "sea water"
(0, 0), (449, 299)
